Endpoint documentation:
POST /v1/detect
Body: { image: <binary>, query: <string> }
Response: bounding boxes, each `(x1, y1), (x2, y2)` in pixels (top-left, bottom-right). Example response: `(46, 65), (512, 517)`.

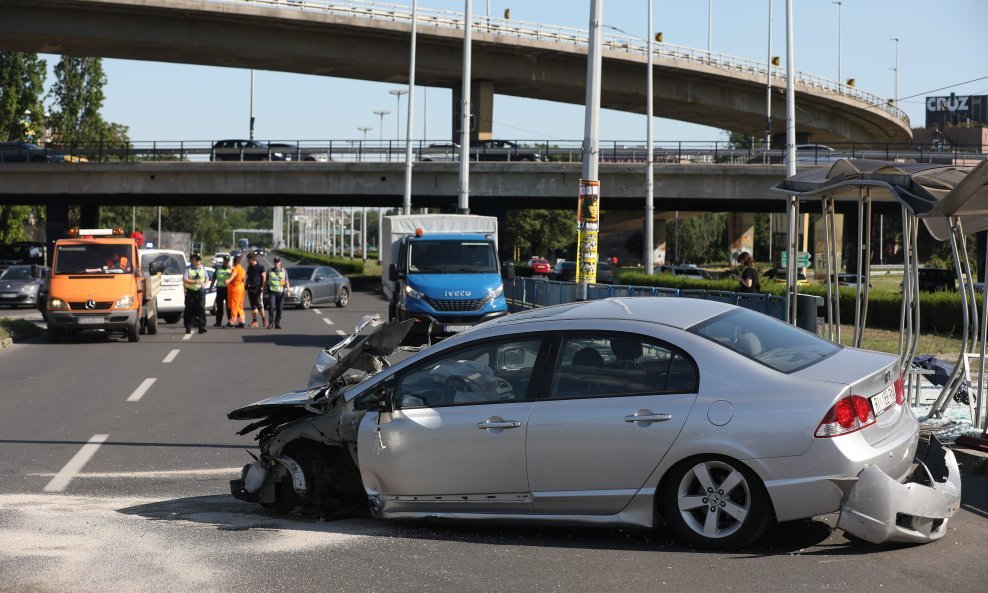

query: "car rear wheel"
(146, 305), (158, 335)
(300, 290), (312, 310)
(662, 456), (771, 550)
(335, 287), (349, 308)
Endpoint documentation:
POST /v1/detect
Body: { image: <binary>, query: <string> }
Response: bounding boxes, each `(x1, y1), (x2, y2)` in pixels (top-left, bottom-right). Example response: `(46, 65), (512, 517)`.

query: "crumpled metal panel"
(835, 437), (961, 544)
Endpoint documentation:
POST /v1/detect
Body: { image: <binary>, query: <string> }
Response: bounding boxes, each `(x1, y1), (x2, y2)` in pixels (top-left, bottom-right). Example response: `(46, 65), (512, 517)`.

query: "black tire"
(300, 290), (313, 310)
(127, 322), (140, 342)
(335, 287), (349, 308)
(162, 312), (182, 324)
(139, 317), (147, 335)
(661, 456), (772, 550)
(47, 328), (62, 343)
(147, 305), (158, 335)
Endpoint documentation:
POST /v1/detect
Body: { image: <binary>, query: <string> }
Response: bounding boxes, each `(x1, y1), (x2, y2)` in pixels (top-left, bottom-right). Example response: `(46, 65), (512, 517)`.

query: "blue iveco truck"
(382, 215), (515, 344)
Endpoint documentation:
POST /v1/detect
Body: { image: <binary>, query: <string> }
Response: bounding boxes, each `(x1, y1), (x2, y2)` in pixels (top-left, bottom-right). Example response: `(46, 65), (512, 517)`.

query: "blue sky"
(41, 0), (988, 143)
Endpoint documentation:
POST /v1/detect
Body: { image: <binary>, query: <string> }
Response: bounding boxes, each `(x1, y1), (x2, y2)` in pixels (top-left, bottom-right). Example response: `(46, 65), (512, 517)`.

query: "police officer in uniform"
(183, 253), (208, 334)
(211, 255), (232, 327)
(265, 256), (290, 329)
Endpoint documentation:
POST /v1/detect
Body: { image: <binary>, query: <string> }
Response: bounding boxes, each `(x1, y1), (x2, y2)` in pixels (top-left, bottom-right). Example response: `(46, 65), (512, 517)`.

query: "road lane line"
(312, 308), (322, 314)
(126, 378), (157, 402)
(162, 349), (180, 364)
(182, 332), (193, 341)
(335, 329), (346, 336)
(43, 434), (109, 492)
(323, 317), (334, 326)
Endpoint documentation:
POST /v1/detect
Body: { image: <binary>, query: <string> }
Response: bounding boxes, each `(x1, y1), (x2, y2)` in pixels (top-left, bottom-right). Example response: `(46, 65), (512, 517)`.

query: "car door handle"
(477, 420), (522, 429)
(624, 413), (672, 423)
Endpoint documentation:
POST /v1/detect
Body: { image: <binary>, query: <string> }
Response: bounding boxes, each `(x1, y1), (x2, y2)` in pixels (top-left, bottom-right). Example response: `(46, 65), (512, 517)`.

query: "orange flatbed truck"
(44, 228), (160, 343)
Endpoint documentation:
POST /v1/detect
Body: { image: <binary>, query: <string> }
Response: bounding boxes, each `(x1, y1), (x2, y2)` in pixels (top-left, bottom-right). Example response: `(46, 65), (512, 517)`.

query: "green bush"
(615, 271), (970, 336)
(276, 249), (365, 274)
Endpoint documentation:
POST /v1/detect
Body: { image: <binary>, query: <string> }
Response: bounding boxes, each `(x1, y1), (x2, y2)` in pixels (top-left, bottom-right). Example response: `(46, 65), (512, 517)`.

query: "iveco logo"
(445, 290), (472, 297)
(85, 299), (96, 310)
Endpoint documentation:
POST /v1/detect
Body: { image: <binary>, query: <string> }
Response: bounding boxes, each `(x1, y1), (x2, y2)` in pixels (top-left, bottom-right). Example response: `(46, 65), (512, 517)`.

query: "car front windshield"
(0, 266), (31, 280)
(408, 240), (497, 274)
(689, 308), (840, 373)
(140, 253), (185, 275)
(55, 245), (133, 275)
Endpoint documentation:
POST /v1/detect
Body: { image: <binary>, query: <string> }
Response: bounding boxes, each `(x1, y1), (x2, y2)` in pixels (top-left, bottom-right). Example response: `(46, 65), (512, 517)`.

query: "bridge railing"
(211, 0), (909, 126)
(25, 138), (986, 166)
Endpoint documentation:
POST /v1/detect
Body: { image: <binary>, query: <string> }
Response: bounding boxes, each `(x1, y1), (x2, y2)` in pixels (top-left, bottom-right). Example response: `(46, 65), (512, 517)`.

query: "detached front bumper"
(833, 436), (961, 544)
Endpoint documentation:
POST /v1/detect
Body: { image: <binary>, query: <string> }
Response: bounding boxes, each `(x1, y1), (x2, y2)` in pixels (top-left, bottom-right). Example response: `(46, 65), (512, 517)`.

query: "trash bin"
(796, 294), (824, 334)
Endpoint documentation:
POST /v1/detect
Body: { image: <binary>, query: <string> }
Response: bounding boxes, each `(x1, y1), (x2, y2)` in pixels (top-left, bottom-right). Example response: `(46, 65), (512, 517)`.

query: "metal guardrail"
(207, 0), (908, 126)
(11, 139), (985, 166)
(505, 276), (791, 323)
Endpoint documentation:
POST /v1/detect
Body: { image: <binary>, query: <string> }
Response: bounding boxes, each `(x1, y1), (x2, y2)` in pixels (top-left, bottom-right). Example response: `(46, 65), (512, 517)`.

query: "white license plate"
(0, 294), (16, 299)
(870, 386), (897, 416)
(444, 325), (471, 333)
(77, 317), (106, 325)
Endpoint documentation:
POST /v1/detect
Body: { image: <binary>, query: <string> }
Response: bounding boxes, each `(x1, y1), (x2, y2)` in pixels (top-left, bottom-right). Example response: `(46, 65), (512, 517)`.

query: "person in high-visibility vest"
(182, 253), (209, 334)
(265, 256), (290, 329)
(210, 255), (232, 327)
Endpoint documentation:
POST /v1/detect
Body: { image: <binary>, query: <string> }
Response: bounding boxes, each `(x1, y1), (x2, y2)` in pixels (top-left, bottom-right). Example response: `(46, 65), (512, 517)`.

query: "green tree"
(0, 52), (46, 142)
(0, 205), (34, 243)
(48, 56), (129, 146)
(504, 209), (575, 261)
(667, 212), (728, 264)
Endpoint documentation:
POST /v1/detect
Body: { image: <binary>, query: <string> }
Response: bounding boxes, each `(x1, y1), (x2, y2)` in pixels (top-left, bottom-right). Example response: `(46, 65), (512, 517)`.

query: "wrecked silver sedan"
(229, 299), (961, 549)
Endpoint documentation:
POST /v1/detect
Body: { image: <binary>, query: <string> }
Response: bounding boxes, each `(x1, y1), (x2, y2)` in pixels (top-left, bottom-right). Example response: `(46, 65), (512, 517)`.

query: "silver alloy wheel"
(676, 460), (751, 539)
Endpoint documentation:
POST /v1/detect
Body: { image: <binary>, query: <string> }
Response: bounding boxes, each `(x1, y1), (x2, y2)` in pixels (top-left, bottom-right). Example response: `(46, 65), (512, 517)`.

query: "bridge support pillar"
(728, 212), (755, 262)
(45, 198), (69, 265)
(80, 203), (99, 229)
(273, 206), (284, 249)
(452, 80), (494, 143)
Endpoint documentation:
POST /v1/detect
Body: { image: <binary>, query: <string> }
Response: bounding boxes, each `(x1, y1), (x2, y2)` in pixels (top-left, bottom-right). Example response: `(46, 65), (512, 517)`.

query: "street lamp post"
(373, 110), (390, 143)
(249, 70), (256, 140)
(458, 0), (473, 214)
(784, 0), (798, 325)
(891, 37), (900, 106)
(644, 0), (655, 274)
(833, 2), (842, 85)
(357, 126), (372, 141)
(707, 0), (712, 54)
(389, 89), (408, 142)
(401, 0), (419, 216)
(765, 0), (772, 158)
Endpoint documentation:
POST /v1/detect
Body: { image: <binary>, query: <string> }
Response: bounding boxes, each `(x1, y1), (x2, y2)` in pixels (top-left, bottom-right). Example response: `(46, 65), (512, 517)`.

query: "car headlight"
(114, 295), (134, 308)
(49, 297), (68, 310)
(404, 284), (424, 300)
(488, 284), (504, 299)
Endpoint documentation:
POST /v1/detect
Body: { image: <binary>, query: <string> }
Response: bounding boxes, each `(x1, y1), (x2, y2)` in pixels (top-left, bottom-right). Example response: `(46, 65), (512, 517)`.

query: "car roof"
(489, 297), (733, 331)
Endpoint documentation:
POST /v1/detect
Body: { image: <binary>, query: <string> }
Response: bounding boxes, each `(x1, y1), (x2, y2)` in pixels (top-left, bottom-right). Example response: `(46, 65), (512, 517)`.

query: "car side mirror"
(502, 262), (516, 281)
(388, 263), (400, 282)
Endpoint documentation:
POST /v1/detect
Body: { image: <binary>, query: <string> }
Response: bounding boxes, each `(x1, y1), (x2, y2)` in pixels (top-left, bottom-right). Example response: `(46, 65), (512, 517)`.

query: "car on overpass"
(0, 141), (88, 164)
(210, 140), (292, 162)
(229, 300), (960, 549)
(421, 140), (544, 162)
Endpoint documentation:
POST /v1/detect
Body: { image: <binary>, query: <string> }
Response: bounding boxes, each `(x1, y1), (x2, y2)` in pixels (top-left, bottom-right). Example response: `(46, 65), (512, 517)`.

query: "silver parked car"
(0, 264), (48, 307)
(228, 299), (960, 549)
(283, 265), (350, 309)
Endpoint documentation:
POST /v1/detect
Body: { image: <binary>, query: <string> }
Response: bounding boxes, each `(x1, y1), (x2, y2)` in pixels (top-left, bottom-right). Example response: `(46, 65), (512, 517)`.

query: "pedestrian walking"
(265, 256), (290, 329)
(227, 254), (247, 328)
(245, 253), (267, 328)
(182, 253), (208, 334)
(211, 255), (232, 327)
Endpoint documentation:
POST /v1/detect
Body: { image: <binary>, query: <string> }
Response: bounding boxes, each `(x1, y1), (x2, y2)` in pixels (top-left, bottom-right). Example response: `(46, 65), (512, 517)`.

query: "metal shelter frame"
(774, 159), (988, 437)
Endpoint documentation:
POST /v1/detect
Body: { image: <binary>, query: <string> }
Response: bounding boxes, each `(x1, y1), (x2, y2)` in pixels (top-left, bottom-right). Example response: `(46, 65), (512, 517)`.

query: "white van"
(140, 249), (188, 323)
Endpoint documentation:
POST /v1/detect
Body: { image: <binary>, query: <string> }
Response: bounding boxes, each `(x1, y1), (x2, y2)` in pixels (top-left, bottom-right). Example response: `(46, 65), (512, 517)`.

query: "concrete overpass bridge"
(0, 0), (911, 145)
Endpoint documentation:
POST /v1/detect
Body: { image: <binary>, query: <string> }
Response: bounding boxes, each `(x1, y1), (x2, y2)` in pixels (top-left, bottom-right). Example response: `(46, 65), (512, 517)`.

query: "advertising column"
(575, 180), (600, 284)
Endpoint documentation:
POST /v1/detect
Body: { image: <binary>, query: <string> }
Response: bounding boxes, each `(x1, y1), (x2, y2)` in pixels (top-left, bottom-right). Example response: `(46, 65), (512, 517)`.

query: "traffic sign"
(781, 251), (812, 267)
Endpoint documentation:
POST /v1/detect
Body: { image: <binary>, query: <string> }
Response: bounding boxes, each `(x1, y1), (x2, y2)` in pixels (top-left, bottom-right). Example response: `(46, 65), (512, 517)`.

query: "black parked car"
(211, 140), (293, 161)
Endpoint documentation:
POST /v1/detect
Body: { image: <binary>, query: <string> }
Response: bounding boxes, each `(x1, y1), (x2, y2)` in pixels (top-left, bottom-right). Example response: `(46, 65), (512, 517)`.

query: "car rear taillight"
(815, 395), (876, 438)
(894, 373), (905, 405)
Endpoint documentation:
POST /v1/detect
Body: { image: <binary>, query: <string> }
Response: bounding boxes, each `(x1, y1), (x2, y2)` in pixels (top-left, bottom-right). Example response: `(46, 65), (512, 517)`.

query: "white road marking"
(32, 467), (241, 479)
(43, 434), (109, 492)
(322, 317), (334, 326)
(162, 349), (180, 364)
(126, 378), (157, 402)
(312, 308), (322, 315)
(335, 329), (346, 336)
(182, 332), (193, 341)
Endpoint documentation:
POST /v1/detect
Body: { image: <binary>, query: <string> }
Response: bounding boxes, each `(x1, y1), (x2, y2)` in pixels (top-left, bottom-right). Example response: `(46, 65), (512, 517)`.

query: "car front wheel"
(662, 456), (771, 550)
(300, 290), (312, 310)
(336, 287), (349, 308)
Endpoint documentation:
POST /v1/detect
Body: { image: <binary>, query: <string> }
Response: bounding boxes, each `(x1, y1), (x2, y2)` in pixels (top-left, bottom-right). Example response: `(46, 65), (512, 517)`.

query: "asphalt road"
(0, 261), (986, 593)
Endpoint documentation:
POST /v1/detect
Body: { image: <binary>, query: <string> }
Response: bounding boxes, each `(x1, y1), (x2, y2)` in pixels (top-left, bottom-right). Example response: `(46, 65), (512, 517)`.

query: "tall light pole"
(575, 0), (603, 299)
(890, 37), (900, 106)
(707, 0), (712, 54)
(644, 0), (655, 273)
(833, 2), (842, 85)
(389, 88), (408, 142)
(457, 0), (473, 214)
(402, 0), (418, 215)
(373, 110), (390, 142)
(249, 70), (256, 140)
(784, 0), (798, 325)
(358, 126), (372, 141)
(765, 0), (773, 154)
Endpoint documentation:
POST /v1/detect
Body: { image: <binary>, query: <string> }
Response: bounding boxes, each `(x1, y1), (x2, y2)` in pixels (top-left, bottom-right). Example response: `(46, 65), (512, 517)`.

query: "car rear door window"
(549, 334), (698, 399)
